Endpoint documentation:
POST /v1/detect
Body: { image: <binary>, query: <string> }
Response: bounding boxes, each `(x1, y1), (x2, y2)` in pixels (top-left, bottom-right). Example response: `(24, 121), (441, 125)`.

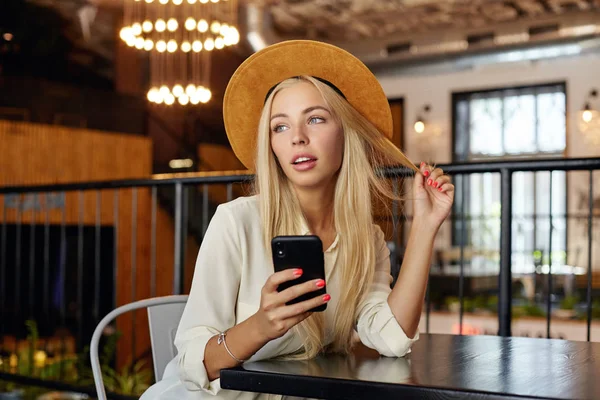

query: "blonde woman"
(141, 40), (454, 400)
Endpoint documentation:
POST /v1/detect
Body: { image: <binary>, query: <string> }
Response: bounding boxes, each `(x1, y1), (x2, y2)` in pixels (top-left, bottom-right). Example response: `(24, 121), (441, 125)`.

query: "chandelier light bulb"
(167, 18), (178, 32)
(142, 20), (153, 32)
(186, 84), (196, 96)
(201, 88), (212, 103)
(188, 0), (197, 3)
(145, 0), (153, 3)
(173, 0), (183, 5)
(210, 21), (221, 34)
(190, 95), (201, 105)
(144, 39), (154, 51)
(126, 37), (136, 47)
(198, 19), (208, 33)
(200, 0), (209, 3)
(119, 27), (130, 41)
(179, 94), (190, 105)
(131, 23), (142, 36)
(165, 93), (175, 105)
(225, 27), (239, 45)
(167, 39), (178, 52)
(156, 40), (167, 52)
(220, 24), (229, 37)
(135, 37), (145, 49)
(155, 19), (166, 32)
(215, 37), (224, 49)
(204, 38), (214, 51)
(159, 0), (168, 3)
(181, 41), (192, 52)
(231, 27), (240, 44)
(173, 84), (184, 97)
(185, 17), (196, 31)
(147, 88), (159, 102)
(192, 40), (203, 52)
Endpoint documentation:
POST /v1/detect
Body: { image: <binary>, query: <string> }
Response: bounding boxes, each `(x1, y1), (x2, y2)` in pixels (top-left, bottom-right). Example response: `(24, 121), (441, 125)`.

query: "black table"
(221, 334), (600, 399)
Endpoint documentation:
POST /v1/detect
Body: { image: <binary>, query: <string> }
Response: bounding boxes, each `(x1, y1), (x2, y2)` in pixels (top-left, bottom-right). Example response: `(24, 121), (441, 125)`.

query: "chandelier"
(119, 0), (240, 106)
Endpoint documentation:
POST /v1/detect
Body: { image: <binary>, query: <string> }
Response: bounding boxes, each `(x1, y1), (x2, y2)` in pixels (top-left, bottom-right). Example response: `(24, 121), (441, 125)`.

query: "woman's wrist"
(246, 313), (273, 346)
(409, 216), (440, 239)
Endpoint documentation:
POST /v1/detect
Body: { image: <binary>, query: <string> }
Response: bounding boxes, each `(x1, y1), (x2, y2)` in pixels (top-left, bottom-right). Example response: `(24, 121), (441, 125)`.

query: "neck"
(293, 184), (335, 233)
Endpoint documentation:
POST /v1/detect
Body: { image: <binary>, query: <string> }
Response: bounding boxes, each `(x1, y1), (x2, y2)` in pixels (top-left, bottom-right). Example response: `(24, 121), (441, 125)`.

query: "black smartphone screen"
(271, 235), (327, 312)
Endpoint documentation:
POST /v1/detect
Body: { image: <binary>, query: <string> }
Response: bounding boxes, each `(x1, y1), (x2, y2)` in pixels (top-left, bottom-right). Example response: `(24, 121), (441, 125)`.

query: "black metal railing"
(0, 157), (599, 398)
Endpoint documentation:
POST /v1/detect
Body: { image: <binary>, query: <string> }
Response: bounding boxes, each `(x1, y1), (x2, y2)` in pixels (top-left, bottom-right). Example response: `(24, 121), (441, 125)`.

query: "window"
(453, 83), (567, 273)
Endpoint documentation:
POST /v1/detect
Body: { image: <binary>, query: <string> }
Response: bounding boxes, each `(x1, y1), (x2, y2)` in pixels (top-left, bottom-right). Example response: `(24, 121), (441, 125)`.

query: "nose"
(291, 125), (309, 146)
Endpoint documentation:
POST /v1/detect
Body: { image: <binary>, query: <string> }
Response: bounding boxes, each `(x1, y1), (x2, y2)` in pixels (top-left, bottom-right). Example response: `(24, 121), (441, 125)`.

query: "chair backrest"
(90, 295), (189, 400)
(147, 300), (187, 381)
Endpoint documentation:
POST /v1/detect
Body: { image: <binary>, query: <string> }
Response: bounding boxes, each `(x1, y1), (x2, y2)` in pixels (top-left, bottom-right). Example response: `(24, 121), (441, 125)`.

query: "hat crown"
(223, 40), (393, 170)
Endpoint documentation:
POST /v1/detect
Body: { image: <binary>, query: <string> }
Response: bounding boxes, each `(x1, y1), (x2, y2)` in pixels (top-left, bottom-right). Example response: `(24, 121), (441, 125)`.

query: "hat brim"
(223, 40), (393, 170)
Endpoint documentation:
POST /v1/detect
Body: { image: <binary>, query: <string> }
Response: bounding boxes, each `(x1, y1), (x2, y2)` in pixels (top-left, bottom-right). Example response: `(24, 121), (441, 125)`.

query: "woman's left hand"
(412, 162), (455, 229)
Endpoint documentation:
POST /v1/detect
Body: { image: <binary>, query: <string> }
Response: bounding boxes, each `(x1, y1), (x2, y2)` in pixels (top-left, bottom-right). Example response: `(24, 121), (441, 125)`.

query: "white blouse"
(141, 195), (417, 400)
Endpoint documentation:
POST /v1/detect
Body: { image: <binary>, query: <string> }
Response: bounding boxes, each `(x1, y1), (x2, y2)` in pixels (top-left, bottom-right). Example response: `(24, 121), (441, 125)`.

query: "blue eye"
(272, 125), (288, 133)
(309, 116), (325, 124)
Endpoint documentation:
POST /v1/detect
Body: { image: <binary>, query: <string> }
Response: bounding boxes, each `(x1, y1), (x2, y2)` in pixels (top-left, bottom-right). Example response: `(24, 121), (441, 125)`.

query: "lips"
(291, 153), (317, 165)
(290, 153), (318, 172)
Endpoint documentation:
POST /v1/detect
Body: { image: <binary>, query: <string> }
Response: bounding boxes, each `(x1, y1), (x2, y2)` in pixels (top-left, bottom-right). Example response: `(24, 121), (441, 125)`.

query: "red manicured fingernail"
(427, 179), (432, 185)
(323, 294), (331, 302)
(424, 170), (430, 177)
(294, 269), (303, 277)
(433, 181), (438, 188)
(438, 187), (443, 192)
(316, 279), (325, 288)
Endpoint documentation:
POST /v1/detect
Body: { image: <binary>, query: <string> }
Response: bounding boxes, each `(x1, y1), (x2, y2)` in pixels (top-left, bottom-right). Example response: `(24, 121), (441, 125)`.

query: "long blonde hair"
(254, 76), (417, 358)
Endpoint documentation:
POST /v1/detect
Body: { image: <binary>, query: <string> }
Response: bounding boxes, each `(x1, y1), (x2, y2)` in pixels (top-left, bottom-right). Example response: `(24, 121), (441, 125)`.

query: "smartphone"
(271, 235), (327, 312)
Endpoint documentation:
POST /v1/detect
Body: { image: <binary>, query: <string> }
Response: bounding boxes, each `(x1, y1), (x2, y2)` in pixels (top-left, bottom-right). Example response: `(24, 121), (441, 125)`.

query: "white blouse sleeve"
(355, 225), (419, 357)
(173, 204), (242, 394)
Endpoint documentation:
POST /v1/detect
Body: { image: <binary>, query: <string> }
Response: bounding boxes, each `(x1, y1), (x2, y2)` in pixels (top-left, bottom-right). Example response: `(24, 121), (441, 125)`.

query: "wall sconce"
(582, 89), (597, 123)
(169, 158), (194, 169)
(580, 88), (600, 145)
(414, 104), (431, 134)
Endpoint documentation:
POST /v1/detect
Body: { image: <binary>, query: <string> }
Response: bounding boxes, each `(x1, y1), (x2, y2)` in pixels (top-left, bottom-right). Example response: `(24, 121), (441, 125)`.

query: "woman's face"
(269, 81), (344, 191)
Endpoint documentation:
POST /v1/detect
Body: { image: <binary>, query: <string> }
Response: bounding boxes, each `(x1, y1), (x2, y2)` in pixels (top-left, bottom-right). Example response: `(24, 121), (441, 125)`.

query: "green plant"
(487, 295), (498, 312)
(513, 302), (545, 318)
(102, 359), (153, 395)
(7, 320), (153, 397)
(11, 320), (79, 382)
(473, 296), (488, 311)
(0, 379), (18, 394)
(560, 295), (580, 310)
(77, 329), (153, 396)
(444, 296), (459, 308)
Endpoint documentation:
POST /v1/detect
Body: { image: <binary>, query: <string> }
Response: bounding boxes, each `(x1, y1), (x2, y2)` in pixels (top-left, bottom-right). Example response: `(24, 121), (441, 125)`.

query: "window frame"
(450, 82), (569, 266)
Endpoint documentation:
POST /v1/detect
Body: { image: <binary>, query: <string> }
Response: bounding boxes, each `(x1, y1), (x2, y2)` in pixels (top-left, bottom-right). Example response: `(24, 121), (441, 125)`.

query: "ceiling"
(269, 0), (600, 42)
(3, 0), (599, 162)
(11, 0), (600, 84)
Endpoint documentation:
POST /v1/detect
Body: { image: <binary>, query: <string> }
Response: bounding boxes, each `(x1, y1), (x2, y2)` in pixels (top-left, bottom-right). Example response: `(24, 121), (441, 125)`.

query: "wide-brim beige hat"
(223, 40), (393, 170)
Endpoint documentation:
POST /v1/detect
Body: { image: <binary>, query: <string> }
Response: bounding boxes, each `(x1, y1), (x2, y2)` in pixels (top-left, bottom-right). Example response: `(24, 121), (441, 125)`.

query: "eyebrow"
(270, 106), (331, 121)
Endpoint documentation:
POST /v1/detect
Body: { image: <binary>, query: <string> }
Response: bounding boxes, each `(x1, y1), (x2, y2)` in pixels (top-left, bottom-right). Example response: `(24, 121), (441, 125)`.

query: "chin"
(287, 171), (336, 190)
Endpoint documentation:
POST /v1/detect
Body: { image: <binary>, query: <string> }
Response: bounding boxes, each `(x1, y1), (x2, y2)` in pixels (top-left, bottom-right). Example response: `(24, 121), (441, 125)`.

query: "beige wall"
(378, 53), (600, 271)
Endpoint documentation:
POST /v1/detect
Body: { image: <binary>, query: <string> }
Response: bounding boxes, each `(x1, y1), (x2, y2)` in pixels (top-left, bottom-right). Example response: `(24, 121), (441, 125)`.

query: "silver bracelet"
(217, 331), (246, 363)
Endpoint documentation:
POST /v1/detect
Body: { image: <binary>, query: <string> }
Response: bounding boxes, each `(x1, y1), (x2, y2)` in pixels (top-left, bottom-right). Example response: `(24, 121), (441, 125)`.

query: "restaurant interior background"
(1, 0), (600, 398)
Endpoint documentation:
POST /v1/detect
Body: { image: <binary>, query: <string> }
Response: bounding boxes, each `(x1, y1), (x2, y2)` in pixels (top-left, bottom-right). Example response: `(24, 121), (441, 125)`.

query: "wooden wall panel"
(0, 120), (190, 368)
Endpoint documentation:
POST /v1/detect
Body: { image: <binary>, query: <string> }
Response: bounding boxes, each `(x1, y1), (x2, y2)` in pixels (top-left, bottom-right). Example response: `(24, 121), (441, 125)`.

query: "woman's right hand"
(254, 268), (330, 341)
